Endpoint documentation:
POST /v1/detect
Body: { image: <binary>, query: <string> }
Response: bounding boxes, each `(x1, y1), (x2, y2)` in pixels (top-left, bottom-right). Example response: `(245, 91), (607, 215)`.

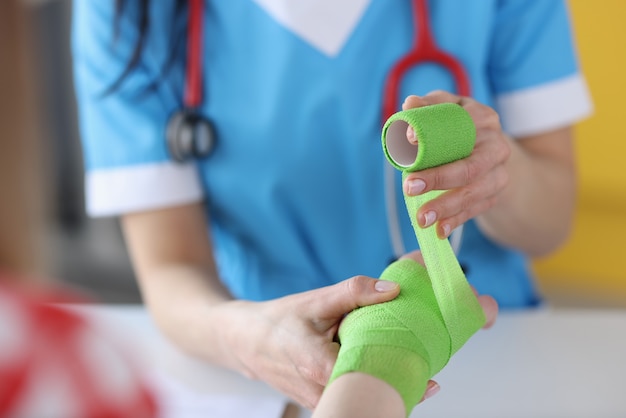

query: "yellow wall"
(532, 0), (626, 306)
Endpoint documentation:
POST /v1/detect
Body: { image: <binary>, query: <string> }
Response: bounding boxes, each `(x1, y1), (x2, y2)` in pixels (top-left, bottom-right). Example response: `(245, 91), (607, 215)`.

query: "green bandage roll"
(328, 103), (486, 416)
(381, 103), (476, 172)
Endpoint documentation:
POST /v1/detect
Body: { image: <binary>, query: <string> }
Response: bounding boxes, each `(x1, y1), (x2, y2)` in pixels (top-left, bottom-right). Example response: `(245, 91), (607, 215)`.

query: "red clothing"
(0, 282), (157, 418)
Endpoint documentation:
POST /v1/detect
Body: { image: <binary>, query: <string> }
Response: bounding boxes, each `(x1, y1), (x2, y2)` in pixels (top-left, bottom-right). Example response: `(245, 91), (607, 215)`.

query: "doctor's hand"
(223, 275), (439, 410)
(401, 92), (511, 239)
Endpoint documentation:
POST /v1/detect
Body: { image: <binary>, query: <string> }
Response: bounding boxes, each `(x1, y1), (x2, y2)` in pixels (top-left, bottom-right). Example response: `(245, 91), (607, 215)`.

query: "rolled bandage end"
(382, 103), (476, 172)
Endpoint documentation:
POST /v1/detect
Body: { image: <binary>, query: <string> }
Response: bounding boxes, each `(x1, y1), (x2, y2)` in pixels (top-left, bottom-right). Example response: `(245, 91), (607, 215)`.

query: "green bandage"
(328, 104), (486, 416)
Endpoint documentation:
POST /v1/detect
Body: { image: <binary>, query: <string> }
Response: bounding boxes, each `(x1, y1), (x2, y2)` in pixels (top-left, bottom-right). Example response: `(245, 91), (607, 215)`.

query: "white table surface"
(75, 305), (626, 418)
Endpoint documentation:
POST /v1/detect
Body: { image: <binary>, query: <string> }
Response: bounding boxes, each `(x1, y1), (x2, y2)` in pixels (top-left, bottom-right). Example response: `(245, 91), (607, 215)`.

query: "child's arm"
(313, 372), (405, 418)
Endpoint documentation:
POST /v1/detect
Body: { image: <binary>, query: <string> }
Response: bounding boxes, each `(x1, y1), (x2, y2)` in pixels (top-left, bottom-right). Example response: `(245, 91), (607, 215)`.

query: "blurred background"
(13, 0), (626, 307)
(19, 0), (140, 302)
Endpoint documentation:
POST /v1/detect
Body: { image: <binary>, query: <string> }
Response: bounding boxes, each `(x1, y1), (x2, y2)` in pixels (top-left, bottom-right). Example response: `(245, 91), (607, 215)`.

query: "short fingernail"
(422, 210), (437, 228)
(374, 280), (398, 292)
(406, 178), (426, 195)
(424, 382), (440, 400)
(442, 224), (451, 237)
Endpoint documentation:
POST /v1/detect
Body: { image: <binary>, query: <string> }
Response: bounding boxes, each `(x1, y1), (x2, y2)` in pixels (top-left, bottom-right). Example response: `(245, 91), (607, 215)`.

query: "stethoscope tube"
(184, 0), (204, 108)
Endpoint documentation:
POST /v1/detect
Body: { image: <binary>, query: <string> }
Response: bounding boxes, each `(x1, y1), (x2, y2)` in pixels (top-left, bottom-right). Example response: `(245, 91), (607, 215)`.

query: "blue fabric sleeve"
(72, 0), (203, 216)
(72, 0), (181, 169)
(487, 0), (592, 137)
(489, 0), (579, 93)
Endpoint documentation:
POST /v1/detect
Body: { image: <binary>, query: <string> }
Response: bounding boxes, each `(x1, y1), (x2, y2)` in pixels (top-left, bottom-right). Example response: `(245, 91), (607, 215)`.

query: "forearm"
(137, 263), (240, 367)
(477, 127), (577, 257)
(120, 204), (255, 375)
(312, 373), (405, 418)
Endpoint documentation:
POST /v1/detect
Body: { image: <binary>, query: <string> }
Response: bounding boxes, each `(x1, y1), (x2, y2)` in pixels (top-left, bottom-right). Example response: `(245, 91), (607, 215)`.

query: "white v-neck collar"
(251, 0), (371, 56)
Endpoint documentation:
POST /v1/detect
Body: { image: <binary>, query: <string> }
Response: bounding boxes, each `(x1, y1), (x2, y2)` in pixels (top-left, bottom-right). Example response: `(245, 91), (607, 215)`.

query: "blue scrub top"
(72, 0), (592, 308)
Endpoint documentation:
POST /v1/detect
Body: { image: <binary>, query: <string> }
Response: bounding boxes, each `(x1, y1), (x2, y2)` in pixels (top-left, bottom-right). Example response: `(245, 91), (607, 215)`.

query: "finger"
(433, 189), (501, 238)
(306, 275), (400, 321)
(264, 357), (327, 409)
(408, 93), (506, 150)
(416, 165), (507, 232)
(421, 90), (472, 106)
(403, 134), (506, 195)
(403, 149), (484, 193)
(402, 91), (472, 110)
(402, 95), (432, 145)
(466, 100), (502, 133)
(420, 380), (441, 403)
(409, 91), (502, 134)
(477, 294), (498, 329)
(402, 95), (431, 110)
(287, 339), (339, 392)
(406, 125), (418, 145)
(318, 342), (341, 383)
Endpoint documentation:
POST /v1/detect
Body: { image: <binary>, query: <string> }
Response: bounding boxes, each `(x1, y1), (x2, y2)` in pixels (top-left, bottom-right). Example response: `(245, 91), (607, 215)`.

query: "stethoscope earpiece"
(166, 110), (215, 163)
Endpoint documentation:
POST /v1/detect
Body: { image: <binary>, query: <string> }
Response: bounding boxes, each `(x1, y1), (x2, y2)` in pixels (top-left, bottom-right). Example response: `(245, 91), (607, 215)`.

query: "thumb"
(402, 95), (429, 110)
(307, 275), (400, 321)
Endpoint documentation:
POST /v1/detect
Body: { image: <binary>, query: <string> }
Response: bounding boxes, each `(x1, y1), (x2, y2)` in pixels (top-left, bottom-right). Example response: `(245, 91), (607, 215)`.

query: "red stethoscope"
(382, 0), (470, 122)
(166, 0), (471, 166)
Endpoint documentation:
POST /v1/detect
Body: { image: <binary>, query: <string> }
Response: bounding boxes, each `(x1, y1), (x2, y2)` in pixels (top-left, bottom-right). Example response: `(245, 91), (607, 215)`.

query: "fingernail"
(422, 211), (437, 228)
(442, 224), (451, 237)
(423, 382), (440, 400)
(406, 178), (426, 195)
(374, 280), (398, 292)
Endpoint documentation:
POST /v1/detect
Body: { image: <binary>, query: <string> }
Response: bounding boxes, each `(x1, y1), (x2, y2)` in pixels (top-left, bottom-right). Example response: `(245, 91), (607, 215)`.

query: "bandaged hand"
(328, 250), (497, 416)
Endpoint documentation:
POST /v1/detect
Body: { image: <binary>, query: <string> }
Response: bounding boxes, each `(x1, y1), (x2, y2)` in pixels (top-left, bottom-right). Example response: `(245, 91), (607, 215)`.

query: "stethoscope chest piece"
(166, 110), (215, 163)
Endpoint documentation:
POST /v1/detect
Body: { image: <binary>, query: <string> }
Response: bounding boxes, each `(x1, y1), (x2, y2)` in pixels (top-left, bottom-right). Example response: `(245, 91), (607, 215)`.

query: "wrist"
(145, 286), (246, 372)
(208, 299), (265, 378)
(314, 372), (406, 418)
(474, 135), (526, 246)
